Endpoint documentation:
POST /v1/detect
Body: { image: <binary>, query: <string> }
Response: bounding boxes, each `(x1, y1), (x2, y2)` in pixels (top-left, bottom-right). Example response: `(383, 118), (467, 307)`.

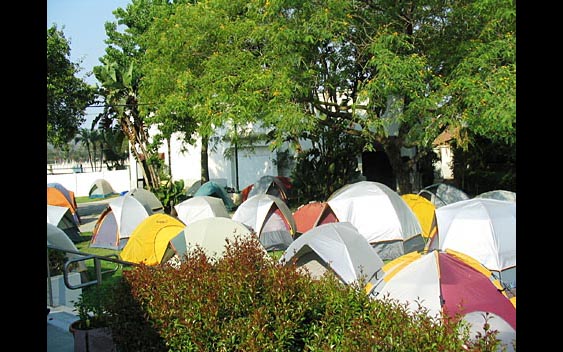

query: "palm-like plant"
(74, 128), (94, 171)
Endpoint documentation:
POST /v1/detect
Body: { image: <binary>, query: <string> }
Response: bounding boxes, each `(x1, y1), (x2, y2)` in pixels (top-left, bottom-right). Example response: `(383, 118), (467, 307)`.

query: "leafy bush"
(105, 237), (511, 351)
(73, 284), (113, 329)
(291, 126), (362, 204)
(48, 249), (66, 277)
(152, 179), (188, 214)
(47, 248), (79, 277)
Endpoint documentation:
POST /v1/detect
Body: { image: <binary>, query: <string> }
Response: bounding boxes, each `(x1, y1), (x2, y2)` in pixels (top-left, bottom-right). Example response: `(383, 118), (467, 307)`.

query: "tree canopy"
(81, 0), (516, 194)
(47, 25), (96, 150)
(135, 0), (514, 193)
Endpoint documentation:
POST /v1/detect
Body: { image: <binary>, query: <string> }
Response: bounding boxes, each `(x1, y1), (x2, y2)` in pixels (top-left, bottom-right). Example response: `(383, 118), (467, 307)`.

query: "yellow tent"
(120, 213), (185, 265)
(401, 194), (436, 239)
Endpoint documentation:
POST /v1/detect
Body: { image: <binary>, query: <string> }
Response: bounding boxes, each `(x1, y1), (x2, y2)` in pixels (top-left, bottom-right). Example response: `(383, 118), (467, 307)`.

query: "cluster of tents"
(47, 177), (516, 349)
(47, 183), (87, 278)
(47, 179), (119, 277)
(47, 179), (119, 244)
(288, 181), (515, 349)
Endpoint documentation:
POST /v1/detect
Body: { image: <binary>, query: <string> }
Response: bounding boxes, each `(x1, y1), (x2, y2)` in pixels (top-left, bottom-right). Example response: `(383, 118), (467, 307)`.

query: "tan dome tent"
(232, 194), (296, 251)
(162, 217), (261, 265)
(280, 222), (384, 287)
(125, 188), (165, 214)
(88, 179), (116, 199)
(89, 195), (150, 250)
(174, 196), (230, 225)
(47, 205), (83, 243)
(326, 181), (424, 261)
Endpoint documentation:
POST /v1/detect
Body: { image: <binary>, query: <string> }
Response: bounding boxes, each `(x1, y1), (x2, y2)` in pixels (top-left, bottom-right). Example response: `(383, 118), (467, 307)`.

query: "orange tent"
(293, 202), (331, 235)
(47, 185), (80, 225)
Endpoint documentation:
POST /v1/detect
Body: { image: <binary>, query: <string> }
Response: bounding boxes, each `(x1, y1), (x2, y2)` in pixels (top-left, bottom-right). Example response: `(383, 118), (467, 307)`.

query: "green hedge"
(104, 237), (510, 351)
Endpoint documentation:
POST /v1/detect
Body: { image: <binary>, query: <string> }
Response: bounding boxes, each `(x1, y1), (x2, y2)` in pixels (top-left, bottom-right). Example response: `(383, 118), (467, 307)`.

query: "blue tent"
(193, 181), (236, 211)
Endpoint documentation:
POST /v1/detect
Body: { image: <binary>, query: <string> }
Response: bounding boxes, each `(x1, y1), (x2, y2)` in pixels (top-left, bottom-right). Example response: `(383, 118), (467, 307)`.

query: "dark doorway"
(362, 148), (396, 190)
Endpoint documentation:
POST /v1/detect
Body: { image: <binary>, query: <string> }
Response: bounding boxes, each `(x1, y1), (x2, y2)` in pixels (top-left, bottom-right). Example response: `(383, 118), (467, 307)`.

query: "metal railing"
(47, 245), (138, 307)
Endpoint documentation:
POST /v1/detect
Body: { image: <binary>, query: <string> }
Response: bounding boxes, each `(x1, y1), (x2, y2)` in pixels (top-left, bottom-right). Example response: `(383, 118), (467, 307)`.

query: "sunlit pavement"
(47, 305), (77, 352)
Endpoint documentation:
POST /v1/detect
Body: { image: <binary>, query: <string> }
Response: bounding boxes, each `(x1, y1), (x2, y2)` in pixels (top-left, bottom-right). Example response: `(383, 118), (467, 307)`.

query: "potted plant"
(69, 285), (117, 352)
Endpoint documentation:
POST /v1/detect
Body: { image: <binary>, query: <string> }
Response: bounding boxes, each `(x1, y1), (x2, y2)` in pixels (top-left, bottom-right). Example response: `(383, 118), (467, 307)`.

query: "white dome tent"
(326, 181), (424, 261)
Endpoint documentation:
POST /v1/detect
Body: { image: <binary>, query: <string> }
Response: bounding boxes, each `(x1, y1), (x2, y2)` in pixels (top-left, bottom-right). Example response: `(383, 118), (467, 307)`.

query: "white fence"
(47, 169), (133, 198)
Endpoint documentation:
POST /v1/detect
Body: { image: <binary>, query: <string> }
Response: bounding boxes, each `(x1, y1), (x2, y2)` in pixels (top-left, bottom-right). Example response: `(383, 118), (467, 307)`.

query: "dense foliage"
(47, 25), (96, 151)
(103, 237), (511, 351)
(136, 0), (515, 194)
(49, 0), (515, 194)
(291, 125), (363, 204)
(452, 135), (516, 196)
(152, 179), (189, 214)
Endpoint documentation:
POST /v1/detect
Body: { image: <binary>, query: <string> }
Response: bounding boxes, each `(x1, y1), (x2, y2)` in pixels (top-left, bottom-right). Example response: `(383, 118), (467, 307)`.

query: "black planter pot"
(69, 320), (116, 352)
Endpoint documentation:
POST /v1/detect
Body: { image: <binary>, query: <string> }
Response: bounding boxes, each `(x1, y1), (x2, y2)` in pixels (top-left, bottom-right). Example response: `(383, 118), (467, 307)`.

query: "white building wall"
(234, 146), (276, 190)
(160, 130), (279, 191)
(47, 169), (131, 197)
(433, 145), (454, 180)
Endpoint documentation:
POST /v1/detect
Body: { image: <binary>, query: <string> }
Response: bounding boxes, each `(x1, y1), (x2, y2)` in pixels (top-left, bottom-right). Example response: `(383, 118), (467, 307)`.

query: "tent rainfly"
(120, 213), (185, 266)
(243, 175), (293, 203)
(174, 196), (230, 225)
(325, 181), (424, 261)
(427, 198), (516, 290)
(47, 223), (87, 274)
(280, 222), (384, 287)
(162, 217), (260, 265)
(400, 194), (437, 239)
(476, 190), (516, 202)
(47, 205), (83, 243)
(292, 201), (331, 235)
(232, 193), (296, 251)
(125, 188), (165, 214)
(47, 183), (80, 225)
(368, 249), (516, 351)
(193, 181), (236, 211)
(89, 195), (150, 250)
(417, 183), (469, 208)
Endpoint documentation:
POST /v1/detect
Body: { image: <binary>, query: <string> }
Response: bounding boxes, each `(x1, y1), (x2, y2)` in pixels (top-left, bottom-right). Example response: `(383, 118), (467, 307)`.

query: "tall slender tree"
(92, 1), (181, 189)
(74, 128), (95, 171)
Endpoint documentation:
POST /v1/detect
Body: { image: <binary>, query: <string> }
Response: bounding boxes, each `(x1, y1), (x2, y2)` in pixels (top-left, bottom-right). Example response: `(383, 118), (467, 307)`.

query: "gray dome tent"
(88, 179), (116, 199)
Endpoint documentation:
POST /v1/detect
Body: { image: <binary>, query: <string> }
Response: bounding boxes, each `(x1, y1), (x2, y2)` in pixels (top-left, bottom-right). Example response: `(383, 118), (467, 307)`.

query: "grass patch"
(75, 194), (120, 204)
(75, 231), (126, 293)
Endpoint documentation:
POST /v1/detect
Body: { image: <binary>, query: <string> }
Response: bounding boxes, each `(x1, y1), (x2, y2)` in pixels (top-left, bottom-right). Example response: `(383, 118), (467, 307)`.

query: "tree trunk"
(87, 144), (94, 172)
(384, 136), (413, 194)
(167, 137), (172, 179)
(120, 118), (160, 190)
(200, 135), (210, 184)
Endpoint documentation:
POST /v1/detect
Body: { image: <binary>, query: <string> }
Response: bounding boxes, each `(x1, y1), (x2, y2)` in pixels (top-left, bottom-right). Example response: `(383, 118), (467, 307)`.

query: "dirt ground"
(76, 199), (111, 233)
